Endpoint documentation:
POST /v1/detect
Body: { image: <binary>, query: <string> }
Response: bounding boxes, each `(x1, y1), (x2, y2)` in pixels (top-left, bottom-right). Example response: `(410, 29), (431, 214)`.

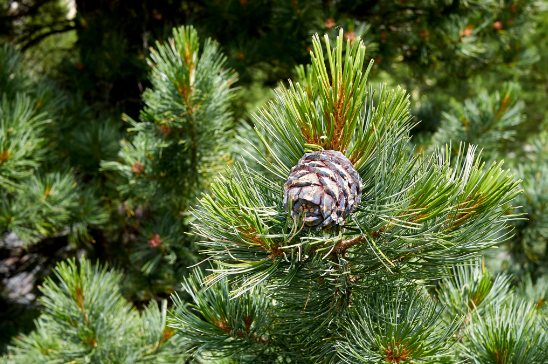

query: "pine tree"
(3, 1), (544, 113)
(4, 25), (548, 364)
(3, 1), (548, 359)
(0, 24), (239, 350)
(421, 76), (548, 281)
(438, 261), (548, 363)
(162, 30), (540, 363)
(499, 131), (548, 278)
(4, 258), (188, 363)
(0, 44), (107, 244)
(429, 82), (524, 158)
(100, 25), (237, 300)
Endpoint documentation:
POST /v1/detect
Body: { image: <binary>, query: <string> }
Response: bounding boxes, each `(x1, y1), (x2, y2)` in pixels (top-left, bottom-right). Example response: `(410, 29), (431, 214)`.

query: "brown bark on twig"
(332, 235), (365, 255)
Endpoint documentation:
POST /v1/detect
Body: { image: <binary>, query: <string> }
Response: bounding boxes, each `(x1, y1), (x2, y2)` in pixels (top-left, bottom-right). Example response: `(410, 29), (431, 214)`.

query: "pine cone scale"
(292, 173), (320, 187)
(319, 175), (339, 201)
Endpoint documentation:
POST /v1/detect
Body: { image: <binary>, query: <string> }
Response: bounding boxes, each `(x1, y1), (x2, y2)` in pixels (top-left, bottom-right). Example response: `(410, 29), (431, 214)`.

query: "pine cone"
(283, 150), (362, 229)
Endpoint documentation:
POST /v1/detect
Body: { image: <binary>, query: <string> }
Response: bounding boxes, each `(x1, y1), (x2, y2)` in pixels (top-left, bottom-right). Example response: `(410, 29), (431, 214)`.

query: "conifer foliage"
(6, 258), (187, 363)
(4, 26), (548, 364)
(101, 26), (237, 292)
(424, 79), (548, 279)
(0, 45), (107, 244)
(102, 26), (237, 210)
(164, 30), (537, 363)
(430, 82), (525, 158)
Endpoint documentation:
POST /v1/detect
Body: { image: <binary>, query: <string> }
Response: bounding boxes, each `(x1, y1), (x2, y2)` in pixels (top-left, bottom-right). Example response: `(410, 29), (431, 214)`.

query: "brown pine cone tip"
(283, 150), (363, 229)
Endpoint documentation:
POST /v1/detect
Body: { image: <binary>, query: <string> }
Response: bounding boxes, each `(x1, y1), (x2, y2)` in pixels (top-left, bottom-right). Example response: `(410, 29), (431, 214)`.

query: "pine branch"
(431, 82), (524, 156)
(21, 23), (76, 50)
(332, 235), (365, 255)
(7, 259), (189, 363)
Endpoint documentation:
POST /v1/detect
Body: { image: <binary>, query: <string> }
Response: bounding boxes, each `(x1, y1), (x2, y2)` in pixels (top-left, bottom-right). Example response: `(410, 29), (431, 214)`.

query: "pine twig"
(333, 235), (365, 255)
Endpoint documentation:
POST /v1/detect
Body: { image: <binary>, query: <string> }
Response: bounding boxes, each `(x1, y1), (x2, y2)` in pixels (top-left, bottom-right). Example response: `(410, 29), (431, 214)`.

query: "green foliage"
(516, 273), (548, 308)
(187, 0), (545, 92)
(510, 163), (548, 270)
(412, 69), (548, 282)
(339, 0), (544, 81)
(167, 30), (531, 363)
(0, 0), (74, 50)
(0, 95), (50, 190)
(431, 83), (525, 157)
(5, 259), (188, 363)
(461, 298), (548, 364)
(252, 31), (408, 176)
(130, 213), (195, 278)
(195, 33), (521, 294)
(418, 72), (548, 280)
(0, 44), (31, 95)
(102, 25), (237, 209)
(70, 118), (123, 176)
(97, 25), (237, 299)
(438, 260), (511, 316)
(3, 0), (548, 360)
(505, 133), (548, 275)
(170, 268), (274, 362)
(434, 261), (548, 364)
(339, 287), (459, 363)
(0, 45), (107, 244)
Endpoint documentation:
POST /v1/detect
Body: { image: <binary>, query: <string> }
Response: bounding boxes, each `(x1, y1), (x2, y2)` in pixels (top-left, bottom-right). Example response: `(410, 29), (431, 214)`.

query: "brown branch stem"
(22, 24), (76, 50)
(333, 235), (365, 255)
